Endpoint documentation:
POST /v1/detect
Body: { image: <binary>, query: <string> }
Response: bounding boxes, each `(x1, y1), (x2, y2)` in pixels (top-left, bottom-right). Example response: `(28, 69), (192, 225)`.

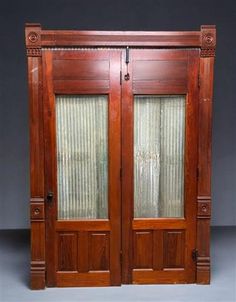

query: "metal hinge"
(192, 249), (198, 262)
(120, 70), (122, 85)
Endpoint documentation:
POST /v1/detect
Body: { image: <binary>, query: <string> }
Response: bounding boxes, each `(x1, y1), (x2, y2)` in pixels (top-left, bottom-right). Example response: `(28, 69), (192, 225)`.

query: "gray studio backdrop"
(0, 0), (235, 229)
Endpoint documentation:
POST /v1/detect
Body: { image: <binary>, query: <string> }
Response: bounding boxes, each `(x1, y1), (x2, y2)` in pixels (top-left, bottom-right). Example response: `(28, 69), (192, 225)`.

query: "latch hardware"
(124, 46), (130, 81)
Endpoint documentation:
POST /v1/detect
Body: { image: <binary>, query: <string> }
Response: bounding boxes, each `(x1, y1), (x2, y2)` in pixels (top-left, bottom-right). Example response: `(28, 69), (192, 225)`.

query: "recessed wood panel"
(163, 230), (185, 268)
(89, 232), (110, 271)
(57, 232), (77, 271)
(53, 59), (109, 80)
(133, 61), (187, 82)
(133, 231), (153, 269)
(132, 60), (188, 93)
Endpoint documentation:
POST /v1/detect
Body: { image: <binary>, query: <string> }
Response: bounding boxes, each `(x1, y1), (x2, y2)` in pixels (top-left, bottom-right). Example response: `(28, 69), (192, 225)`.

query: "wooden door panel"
(163, 230), (185, 268)
(133, 231), (153, 269)
(57, 232), (78, 271)
(89, 232), (110, 271)
(133, 60), (188, 81)
(43, 49), (121, 287)
(132, 50), (189, 94)
(53, 59), (110, 80)
(122, 49), (199, 284)
(52, 54), (110, 93)
(133, 229), (186, 270)
(56, 231), (110, 273)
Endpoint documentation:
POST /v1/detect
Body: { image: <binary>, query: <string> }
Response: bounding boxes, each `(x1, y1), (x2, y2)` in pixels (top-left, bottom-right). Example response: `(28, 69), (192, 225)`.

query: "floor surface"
(0, 227), (235, 302)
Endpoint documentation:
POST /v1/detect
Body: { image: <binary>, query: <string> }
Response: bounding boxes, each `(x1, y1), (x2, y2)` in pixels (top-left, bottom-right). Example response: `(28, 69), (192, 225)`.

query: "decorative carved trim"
(200, 25), (216, 57)
(28, 31), (39, 43)
(197, 196), (211, 200)
(25, 23), (42, 57)
(197, 200), (211, 218)
(30, 197), (44, 203)
(31, 203), (44, 220)
(31, 260), (46, 271)
(27, 48), (42, 57)
(201, 48), (215, 57)
(197, 256), (210, 283)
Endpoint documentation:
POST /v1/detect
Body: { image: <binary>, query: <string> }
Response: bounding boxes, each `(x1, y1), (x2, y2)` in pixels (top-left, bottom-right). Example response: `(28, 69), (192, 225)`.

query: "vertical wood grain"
(133, 231), (153, 269)
(121, 50), (134, 284)
(109, 51), (122, 285)
(43, 49), (122, 287)
(89, 232), (110, 271)
(26, 22), (45, 289)
(58, 232), (78, 271)
(123, 49), (199, 284)
(43, 50), (57, 287)
(78, 231), (89, 273)
(197, 55), (215, 284)
(163, 230), (185, 268)
(153, 230), (163, 270)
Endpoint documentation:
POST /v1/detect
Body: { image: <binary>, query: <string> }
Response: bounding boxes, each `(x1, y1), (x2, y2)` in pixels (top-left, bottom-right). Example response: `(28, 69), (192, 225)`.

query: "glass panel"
(134, 95), (185, 218)
(56, 95), (108, 219)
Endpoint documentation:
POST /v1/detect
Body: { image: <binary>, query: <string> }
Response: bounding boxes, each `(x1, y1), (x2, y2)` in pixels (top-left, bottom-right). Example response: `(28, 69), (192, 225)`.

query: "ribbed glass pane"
(56, 95), (108, 219)
(134, 95), (185, 218)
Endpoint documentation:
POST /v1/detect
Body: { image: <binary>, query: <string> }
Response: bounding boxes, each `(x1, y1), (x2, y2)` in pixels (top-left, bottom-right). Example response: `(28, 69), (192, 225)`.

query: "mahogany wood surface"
(25, 24), (216, 289)
(26, 23), (45, 290)
(121, 48), (199, 284)
(42, 49), (121, 287)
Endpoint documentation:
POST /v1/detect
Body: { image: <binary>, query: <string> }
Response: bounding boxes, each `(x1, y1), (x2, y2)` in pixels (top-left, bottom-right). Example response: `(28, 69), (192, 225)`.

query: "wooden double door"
(43, 48), (199, 286)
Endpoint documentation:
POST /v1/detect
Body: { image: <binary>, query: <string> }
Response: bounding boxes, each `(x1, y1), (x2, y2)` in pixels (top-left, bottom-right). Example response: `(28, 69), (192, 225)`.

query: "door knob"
(47, 191), (53, 202)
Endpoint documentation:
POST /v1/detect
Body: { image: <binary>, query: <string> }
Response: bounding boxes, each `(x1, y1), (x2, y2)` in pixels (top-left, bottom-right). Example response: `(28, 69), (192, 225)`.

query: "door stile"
(184, 49), (200, 282)
(43, 50), (57, 286)
(108, 51), (122, 285)
(121, 49), (134, 284)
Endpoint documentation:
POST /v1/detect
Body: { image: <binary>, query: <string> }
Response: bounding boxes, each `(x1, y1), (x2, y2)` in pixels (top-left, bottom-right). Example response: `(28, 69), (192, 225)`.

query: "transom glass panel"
(56, 95), (108, 219)
(134, 95), (185, 218)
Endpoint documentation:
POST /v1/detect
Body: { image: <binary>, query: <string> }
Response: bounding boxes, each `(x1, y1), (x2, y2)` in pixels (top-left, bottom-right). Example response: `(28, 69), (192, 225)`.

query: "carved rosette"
(25, 24), (42, 57)
(197, 198), (211, 218)
(201, 25), (216, 57)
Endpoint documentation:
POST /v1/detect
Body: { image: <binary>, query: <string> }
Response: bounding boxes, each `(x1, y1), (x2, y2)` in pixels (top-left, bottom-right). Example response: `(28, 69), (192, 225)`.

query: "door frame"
(25, 23), (216, 289)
